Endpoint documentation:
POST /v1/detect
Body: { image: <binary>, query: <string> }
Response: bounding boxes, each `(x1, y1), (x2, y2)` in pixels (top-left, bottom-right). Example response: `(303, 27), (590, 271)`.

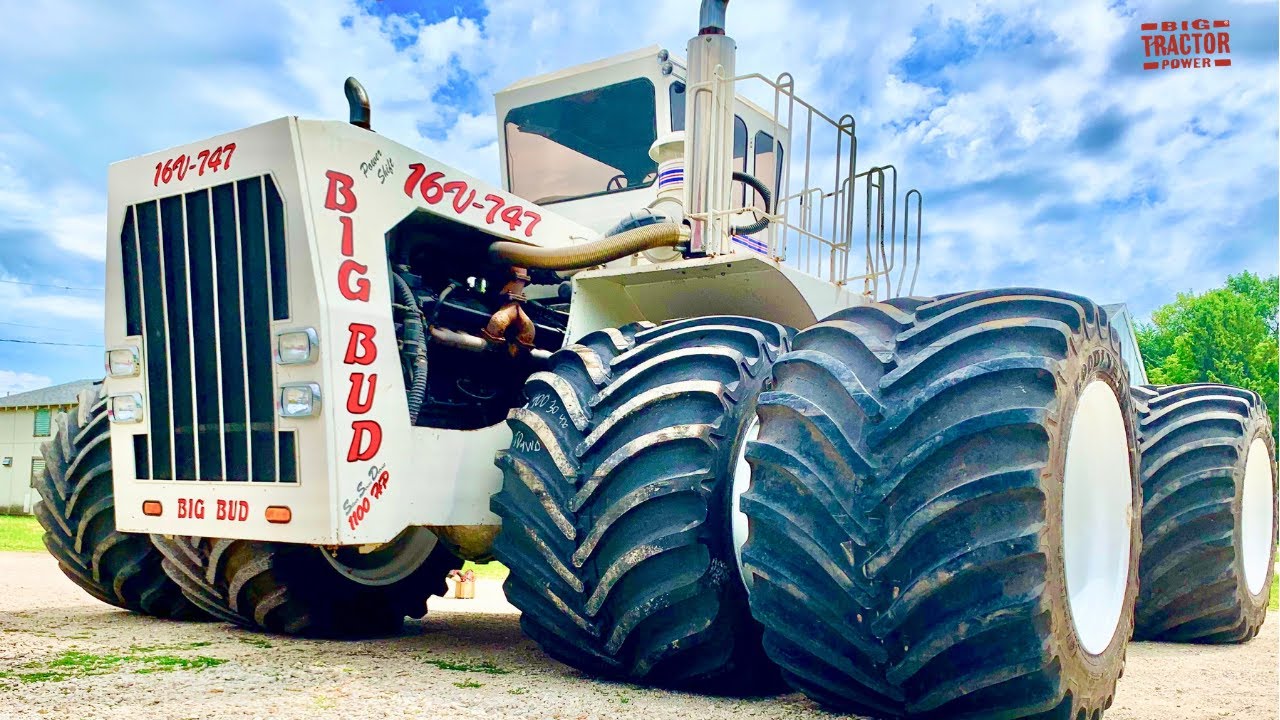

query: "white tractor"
(35, 1), (1276, 717)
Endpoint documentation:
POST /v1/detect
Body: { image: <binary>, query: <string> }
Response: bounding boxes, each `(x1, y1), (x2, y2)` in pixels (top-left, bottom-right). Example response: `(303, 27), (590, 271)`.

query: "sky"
(0, 0), (1276, 393)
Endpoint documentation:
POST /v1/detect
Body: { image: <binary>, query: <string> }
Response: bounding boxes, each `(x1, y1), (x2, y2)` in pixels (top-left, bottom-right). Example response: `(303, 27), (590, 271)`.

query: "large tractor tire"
(151, 531), (462, 637)
(33, 385), (204, 620)
(490, 317), (790, 691)
(1131, 383), (1277, 643)
(740, 290), (1141, 719)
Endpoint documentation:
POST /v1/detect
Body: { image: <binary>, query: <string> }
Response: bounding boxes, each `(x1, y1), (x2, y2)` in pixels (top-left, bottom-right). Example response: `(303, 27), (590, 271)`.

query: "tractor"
(34, 1), (1276, 717)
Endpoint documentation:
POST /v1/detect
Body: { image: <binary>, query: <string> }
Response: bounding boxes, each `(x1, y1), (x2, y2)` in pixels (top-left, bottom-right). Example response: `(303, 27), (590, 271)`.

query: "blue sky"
(0, 0), (1276, 393)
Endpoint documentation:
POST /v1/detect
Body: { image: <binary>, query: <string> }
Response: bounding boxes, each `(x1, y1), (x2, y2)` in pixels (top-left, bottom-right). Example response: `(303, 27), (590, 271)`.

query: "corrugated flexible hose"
(488, 222), (685, 271)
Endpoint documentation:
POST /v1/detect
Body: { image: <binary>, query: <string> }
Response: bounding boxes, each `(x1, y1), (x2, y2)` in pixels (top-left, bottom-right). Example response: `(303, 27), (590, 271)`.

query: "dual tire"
(33, 386), (204, 620)
(1131, 383), (1276, 643)
(34, 385), (461, 637)
(490, 317), (791, 691)
(149, 530), (462, 637)
(739, 290), (1142, 719)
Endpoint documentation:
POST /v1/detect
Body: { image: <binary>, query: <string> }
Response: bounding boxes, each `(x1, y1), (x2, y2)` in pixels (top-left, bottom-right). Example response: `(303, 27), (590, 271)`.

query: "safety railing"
(684, 66), (925, 299)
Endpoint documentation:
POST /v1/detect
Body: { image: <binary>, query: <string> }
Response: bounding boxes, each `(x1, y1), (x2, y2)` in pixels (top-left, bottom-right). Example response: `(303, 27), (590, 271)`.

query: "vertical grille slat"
(210, 182), (249, 481)
(135, 201), (172, 481)
(119, 207), (143, 336)
(133, 435), (150, 480)
(236, 179), (277, 483)
(184, 189), (223, 481)
(128, 175), (291, 484)
(278, 431), (297, 484)
(265, 180), (289, 322)
(159, 195), (196, 481)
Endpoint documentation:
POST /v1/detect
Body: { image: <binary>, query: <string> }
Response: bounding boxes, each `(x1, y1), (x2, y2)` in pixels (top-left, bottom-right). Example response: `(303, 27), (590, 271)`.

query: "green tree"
(1137, 271), (1279, 440)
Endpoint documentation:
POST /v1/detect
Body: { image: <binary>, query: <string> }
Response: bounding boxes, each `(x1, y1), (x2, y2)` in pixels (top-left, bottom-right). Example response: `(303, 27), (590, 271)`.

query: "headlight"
(105, 347), (139, 378)
(279, 383), (321, 418)
(108, 394), (144, 424)
(276, 329), (318, 365)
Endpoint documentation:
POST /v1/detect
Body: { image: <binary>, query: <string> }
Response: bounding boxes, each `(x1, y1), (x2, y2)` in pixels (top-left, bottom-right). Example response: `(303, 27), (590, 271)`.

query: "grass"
(452, 679), (483, 689)
(238, 636), (274, 649)
(0, 648), (227, 684)
(461, 560), (508, 581)
(0, 515), (43, 553)
(1270, 575), (1278, 611)
(423, 658), (510, 675)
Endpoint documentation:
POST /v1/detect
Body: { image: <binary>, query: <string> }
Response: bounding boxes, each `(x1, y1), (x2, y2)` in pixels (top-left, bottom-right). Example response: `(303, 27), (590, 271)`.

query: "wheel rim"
(321, 527), (438, 587)
(1062, 380), (1133, 655)
(731, 415), (761, 591)
(1241, 438), (1275, 596)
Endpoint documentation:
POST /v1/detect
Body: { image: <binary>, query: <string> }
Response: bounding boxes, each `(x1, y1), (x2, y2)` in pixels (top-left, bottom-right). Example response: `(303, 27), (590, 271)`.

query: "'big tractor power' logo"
(1141, 19), (1231, 70)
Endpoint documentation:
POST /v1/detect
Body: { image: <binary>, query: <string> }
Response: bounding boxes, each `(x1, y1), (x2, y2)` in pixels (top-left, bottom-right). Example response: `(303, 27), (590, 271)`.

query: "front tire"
(741, 290), (1141, 718)
(151, 530), (462, 636)
(490, 317), (790, 691)
(1131, 383), (1277, 643)
(33, 385), (204, 619)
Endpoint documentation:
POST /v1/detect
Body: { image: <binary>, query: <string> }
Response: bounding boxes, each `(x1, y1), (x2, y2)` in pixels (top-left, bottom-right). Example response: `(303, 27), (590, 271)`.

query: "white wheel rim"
(321, 527), (438, 587)
(1062, 380), (1133, 656)
(731, 415), (761, 591)
(1241, 438), (1274, 596)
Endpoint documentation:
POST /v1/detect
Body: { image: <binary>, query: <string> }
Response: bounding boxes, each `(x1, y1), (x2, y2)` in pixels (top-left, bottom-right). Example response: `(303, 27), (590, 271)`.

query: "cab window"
(753, 131), (784, 212)
(505, 78), (658, 204)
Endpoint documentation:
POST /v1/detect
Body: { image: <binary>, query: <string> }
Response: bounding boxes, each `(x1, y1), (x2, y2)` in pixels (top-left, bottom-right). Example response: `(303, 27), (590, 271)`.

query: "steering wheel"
(606, 174), (627, 192)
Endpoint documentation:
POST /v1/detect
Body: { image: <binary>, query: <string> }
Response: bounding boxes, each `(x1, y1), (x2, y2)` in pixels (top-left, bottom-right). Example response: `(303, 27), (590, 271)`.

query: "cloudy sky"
(0, 0), (1276, 393)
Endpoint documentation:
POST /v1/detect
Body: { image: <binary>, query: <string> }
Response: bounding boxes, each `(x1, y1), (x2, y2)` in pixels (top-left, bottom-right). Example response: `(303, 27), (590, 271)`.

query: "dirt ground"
(0, 552), (1275, 720)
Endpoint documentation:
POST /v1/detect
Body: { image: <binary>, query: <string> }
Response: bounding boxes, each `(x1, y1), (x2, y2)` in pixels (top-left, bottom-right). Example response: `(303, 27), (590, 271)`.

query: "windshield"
(505, 78), (658, 204)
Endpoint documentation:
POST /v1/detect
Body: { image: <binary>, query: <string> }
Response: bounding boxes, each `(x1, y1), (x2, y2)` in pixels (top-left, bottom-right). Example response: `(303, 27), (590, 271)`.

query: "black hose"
(730, 170), (772, 236)
(392, 272), (428, 424)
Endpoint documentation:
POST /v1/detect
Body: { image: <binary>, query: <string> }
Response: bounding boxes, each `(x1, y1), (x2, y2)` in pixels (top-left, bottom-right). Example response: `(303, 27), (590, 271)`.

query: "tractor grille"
(119, 176), (297, 483)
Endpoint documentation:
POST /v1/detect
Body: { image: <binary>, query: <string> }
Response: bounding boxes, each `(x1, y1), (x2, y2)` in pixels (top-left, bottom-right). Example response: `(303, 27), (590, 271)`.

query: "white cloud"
(0, 370), (54, 396)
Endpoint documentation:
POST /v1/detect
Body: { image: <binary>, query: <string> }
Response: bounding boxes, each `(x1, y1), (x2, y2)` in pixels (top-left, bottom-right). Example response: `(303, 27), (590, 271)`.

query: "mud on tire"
(741, 290), (1142, 718)
(1131, 383), (1277, 643)
(490, 317), (790, 691)
(33, 385), (205, 619)
(151, 532), (462, 636)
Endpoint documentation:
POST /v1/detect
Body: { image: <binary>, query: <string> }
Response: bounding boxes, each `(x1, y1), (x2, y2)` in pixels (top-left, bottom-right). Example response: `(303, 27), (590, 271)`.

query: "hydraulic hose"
(392, 272), (428, 424)
(730, 170), (773, 236)
(488, 222), (684, 271)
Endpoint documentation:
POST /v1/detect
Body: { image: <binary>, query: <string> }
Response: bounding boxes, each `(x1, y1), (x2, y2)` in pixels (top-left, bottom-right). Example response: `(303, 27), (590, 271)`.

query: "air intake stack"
(683, 0), (736, 255)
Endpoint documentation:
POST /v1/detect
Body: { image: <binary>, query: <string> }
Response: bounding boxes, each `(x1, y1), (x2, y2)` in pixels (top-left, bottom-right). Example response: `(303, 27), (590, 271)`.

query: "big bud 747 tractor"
(36, 2), (1276, 717)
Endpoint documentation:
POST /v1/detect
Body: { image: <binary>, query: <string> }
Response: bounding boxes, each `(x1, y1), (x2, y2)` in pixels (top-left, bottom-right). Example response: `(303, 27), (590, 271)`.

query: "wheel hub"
(730, 415), (761, 591)
(1062, 380), (1133, 656)
(321, 527), (438, 586)
(1241, 438), (1275, 596)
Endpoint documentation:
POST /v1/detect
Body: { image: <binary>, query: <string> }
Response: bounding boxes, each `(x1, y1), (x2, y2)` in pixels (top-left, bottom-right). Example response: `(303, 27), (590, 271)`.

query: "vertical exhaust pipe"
(699, 0), (728, 35)
(345, 77), (371, 130)
(685, 0), (736, 255)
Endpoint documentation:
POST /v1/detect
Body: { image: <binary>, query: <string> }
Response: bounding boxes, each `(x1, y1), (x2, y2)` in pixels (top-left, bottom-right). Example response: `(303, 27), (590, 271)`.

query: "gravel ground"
(0, 551), (1275, 720)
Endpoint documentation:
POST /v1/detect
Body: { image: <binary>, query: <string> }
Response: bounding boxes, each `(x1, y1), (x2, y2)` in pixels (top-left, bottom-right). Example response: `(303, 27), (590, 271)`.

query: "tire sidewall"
(1046, 326), (1141, 695)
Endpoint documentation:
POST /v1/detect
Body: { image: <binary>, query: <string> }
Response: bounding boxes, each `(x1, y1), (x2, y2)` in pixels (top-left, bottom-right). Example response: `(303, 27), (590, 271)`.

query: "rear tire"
(741, 290), (1141, 718)
(490, 317), (790, 691)
(151, 531), (462, 636)
(33, 385), (205, 620)
(1131, 383), (1277, 643)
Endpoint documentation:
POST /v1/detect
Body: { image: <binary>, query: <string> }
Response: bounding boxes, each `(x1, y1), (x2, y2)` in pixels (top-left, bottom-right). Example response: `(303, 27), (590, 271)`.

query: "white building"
(0, 379), (98, 514)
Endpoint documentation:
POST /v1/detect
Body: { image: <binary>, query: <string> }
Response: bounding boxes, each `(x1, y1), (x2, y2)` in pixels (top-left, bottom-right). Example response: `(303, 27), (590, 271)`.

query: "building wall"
(0, 405), (70, 515)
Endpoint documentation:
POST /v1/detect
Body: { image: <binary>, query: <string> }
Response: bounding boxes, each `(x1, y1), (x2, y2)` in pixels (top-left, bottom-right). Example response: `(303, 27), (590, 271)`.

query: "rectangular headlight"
(105, 347), (139, 378)
(276, 329), (318, 365)
(279, 383), (321, 418)
(108, 393), (144, 424)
